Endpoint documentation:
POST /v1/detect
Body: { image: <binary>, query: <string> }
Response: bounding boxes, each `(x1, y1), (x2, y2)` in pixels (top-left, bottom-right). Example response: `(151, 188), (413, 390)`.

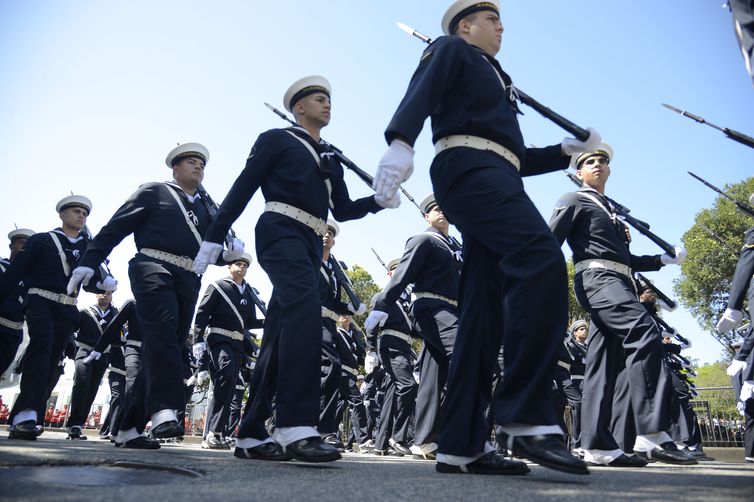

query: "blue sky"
(1, 1), (752, 364)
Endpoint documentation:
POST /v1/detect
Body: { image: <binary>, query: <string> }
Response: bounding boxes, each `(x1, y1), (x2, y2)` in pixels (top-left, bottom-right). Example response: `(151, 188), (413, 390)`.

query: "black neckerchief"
(286, 126), (339, 175)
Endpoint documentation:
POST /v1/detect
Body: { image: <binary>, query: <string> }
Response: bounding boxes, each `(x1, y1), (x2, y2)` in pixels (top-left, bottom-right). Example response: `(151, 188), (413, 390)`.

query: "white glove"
(373, 140), (414, 203)
(82, 351), (102, 364)
(192, 342), (206, 360)
(741, 380), (754, 402)
(561, 127), (602, 156)
(363, 399), (370, 408)
(96, 275), (118, 293)
(222, 237), (245, 263)
(349, 302), (367, 316)
(364, 310), (389, 332)
(364, 351), (378, 374)
(716, 308), (743, 334)
(193, 241), (223, 274)
(413, 371), (421, 384)
(374, 191), (401, 209)
(737, 400), (746, 416)
(67, 266), (95, 295)
(196, 371), (209, 386)
(249, 361), (256, 370)
(679, 340), (692, 350)
(186, 375), (197, 387)
(660, 246), (686, 266)
(658, 299), (677, 312)
(727, 359), (748, 377)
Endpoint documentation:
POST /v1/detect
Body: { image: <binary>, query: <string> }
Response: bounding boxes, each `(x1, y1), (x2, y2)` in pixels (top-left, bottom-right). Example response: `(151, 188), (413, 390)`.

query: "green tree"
(674, 176), (754, 348)
(693, 361), (737, 416)
(567, 259), (590, 326)
(344, 264), (381, 327)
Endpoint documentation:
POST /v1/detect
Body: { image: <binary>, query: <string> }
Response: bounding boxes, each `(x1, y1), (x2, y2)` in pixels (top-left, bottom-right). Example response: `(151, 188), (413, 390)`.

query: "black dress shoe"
(285, 436), (342, 462)
(202, 435), (230, 450)
(587, 454), (647, 468)
(67, 426), (88, 440)
(392, 442), (411, 455)
(510, 435), (590, 475)
(635, 442), (697, 465)
(8, 420), (37, 441)
(150, 420), (183, 439)
(234, 442), (292, 461)
(322, 433), (345, 452)
(436, 452), (530, 475)
(123, 436), (161, 449)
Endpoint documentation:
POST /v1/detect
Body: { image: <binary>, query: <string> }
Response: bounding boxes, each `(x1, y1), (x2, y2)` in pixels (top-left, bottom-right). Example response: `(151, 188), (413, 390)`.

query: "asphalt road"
(0, 431), (752, 501)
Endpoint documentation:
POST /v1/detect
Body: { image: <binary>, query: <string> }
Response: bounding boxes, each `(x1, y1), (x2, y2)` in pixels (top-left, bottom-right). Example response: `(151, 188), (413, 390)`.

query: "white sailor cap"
(420, 193), (439, 214)
(56, 195), (92, 214)
(8, 228), (35, 242)
(283, 75), (331, 113)
(326, 220), (340, 237)
(571, 142), (613, 169)
(233, 253), (253, 266)
(387, 258), (401, 272)
(165, 142), (209, 168)
(568, 319), (588, 334)
(442, 0), (500, 36)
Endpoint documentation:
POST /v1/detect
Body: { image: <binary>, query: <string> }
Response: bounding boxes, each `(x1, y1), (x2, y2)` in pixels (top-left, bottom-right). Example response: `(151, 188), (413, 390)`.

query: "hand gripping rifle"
(687, 171), (754, 219)
(662, 104), (754, 150)
(263, 103), (424, 216)
(565, 172), (677, 256)
(397, 22), (590, 141)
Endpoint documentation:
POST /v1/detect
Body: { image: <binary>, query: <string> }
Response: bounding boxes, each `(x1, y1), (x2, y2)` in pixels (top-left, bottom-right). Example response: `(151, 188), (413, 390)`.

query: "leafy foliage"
(674, 176), (754, 348)
(344, 264), (381, 327)
(567, 259), (590, 325)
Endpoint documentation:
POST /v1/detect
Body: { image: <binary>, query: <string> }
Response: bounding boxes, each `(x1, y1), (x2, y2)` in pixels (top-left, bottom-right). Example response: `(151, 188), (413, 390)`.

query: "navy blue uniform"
(319, 256), (352, 436)
(68, 303), (118, 428)
(79, 182), (218, 434)
(0, 229), (104, 425)
(0, 258), (25, 376)
(369, 286), (417, 452)
(550, 187), (672, 454)
(333, 323), (369, 445)
(194, 277), (264, 436)
(203, 126), (381, 440)
(385, 35), (570, 458)
(373, 226), (461, 447)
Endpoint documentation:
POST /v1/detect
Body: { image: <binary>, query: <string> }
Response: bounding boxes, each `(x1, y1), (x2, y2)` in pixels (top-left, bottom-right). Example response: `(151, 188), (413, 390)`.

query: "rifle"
(330, 254), (362, 311)
(249, 286), (267, 317)
(699, 224), (741, 254)
(196, 184), (239, 249)
(371, 248), (389, 272)
(264, 103), (424, 215)
(662, 104), (754, 150)
(687, 171), (754, 219)
(565, 172), (677, 256)
(634, 272), (677, 310)
(397, 22), (590, 141)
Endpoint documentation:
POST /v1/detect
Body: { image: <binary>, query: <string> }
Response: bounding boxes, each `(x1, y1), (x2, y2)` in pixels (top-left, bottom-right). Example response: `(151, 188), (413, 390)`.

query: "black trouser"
(226, 379), (246, 437)
(412, 301), (457, 446)
(319, 322), (342, 435)
(111, 344), (142, 436)
(239, 237), (322, 439)
(206, 339), (242, 435)
(610, 366), (636, 452)
(565, 378), (583, 449)
(0, 330), (22, 377)
(68, 347), (110, 427)
(745, 399), (754, 458)
(433, 162), (566, 457)
(337, 372), (369, 444)
(576, 271), (673, 452)
(118, 258), (199, 432)
(9, 297), (78, 425)
(100, 370), (125, 436)
(375, 343), (417, 450)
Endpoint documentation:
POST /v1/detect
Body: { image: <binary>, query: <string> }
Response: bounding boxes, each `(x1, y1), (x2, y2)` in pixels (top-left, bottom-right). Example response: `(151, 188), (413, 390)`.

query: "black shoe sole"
(286, 450), (342, 463)
(436, 462), (530, 475)
(8, 432), (36, 441)
(233, 448), (292, 461)
(514, 449), (589, 475)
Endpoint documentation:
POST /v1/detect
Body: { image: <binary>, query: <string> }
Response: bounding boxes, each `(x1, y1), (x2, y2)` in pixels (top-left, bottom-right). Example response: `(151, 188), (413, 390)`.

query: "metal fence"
(690, 386), (745, 448)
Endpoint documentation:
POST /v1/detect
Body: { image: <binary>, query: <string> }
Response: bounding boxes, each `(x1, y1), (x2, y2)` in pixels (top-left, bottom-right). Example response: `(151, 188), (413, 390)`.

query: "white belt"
(109, 367), (126, 376)
(139, 248), (195, 272)
(126, 340), (142, 348)
(413, 292), (458, 307)
(0, 316), (23, 331)
(207, 327), (244, 342)
(571, 375), (584, 380)
(28, 287), (77, 306)
(322, 307), (340, 322)
(380, 329), (413, 345)
(434, 135), (521, 171)
(235, 384), (246, 391)
(342, 365), (358, 376)
(574, 259), (631, 278)
(265, 202), (327, 237)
